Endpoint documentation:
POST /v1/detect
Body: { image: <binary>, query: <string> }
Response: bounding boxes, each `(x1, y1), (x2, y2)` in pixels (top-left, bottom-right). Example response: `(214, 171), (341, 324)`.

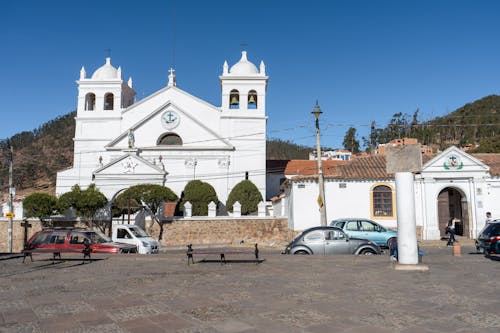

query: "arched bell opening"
(104, 93), (114, 110)
(85, 93), (96, 111)
(229, 89), (239, 109)
(248, 90), (257, 109)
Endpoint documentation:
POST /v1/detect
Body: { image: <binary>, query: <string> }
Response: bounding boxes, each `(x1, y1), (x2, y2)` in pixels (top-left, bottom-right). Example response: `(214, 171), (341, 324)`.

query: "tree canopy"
(23, 192), (58, 219)
(178, 180), (219, 216)
(226, 180), (263, 215)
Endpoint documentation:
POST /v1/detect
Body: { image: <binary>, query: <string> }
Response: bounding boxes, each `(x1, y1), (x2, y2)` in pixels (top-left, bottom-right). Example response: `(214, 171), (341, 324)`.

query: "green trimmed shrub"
(226, 180), (263, 215)
(179, 180), (219, 216)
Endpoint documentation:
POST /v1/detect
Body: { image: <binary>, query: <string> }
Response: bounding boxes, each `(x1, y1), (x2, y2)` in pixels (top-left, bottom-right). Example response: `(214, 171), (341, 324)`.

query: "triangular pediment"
(422, 146), (489, 175)
(105, 99), (233, 151)
(93, 153), (166, 176)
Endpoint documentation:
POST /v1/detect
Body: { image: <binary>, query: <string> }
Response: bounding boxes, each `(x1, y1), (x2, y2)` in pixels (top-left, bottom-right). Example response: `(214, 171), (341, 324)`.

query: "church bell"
(230, 95), (239, 105)
(248, 94), (256, 104)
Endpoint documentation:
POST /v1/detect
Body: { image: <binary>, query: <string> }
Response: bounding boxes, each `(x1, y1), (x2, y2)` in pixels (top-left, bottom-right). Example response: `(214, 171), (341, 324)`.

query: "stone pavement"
(0, 243), (499, 333)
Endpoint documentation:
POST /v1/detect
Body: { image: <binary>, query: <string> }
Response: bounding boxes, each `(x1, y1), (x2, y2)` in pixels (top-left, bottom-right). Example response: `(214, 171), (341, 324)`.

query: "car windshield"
(128, 227), (149, 238)
(83, 230), (112, 243)
(480, 223), (498, 237)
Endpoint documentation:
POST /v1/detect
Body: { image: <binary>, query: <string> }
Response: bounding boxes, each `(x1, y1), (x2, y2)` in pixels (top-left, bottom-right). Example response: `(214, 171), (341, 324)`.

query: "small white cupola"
(91, 57), (119, 80)
(229, 51), (259, 75)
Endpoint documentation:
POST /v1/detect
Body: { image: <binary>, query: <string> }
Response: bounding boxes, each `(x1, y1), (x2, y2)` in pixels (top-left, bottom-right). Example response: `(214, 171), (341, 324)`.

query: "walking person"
(446, 218), (457, 246)
(485, 212), (493, 224)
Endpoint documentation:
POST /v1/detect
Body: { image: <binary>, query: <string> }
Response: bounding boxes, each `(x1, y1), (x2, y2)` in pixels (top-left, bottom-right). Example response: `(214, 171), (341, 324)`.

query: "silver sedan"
(283, 226), (382, 255)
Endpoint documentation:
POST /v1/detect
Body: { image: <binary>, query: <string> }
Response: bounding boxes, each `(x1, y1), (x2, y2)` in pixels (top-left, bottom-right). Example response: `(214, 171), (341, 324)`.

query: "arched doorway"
(437, 187), (470, 238)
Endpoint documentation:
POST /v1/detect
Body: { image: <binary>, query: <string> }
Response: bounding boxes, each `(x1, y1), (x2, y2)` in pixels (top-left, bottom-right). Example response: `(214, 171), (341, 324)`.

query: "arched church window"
(85, 93), (96, 111)
(104, 93), (114, 110)
(229, 89), (239, 109)
(157, 133), (182, 146)
(372, 185), (393, 217)
(248, 90), (257, 109)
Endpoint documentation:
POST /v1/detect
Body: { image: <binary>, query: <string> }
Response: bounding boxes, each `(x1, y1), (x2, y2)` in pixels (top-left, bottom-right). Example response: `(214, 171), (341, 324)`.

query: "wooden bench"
(23, 243), (92, 264)
(186, 243), (263, 265)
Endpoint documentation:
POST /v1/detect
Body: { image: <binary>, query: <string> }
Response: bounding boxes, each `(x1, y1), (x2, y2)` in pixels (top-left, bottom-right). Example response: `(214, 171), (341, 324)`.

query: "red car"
(26, 228), (138, 254)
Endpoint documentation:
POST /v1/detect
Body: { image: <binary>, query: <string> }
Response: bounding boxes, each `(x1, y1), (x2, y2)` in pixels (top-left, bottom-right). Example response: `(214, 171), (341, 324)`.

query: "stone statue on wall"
(128, 129), (135, 148)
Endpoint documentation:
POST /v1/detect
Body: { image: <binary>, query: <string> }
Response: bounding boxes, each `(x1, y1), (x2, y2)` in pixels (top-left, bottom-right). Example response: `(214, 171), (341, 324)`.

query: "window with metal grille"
(373, 185), (393, 216)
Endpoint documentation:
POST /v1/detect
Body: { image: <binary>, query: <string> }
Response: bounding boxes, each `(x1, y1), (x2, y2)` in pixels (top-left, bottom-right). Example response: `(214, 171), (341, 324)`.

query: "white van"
(112, 224), (160, 254)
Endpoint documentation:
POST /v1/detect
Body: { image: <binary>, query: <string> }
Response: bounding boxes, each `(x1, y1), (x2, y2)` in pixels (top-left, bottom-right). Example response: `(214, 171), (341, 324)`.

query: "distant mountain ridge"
(2, 94), (500, 195)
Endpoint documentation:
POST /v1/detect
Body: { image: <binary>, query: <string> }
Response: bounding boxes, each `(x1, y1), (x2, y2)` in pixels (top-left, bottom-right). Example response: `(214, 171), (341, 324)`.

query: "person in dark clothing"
(446, 218), (457, 246)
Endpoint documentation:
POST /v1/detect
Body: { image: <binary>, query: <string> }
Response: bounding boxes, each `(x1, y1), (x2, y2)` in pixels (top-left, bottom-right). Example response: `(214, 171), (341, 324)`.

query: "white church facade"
(56, 51), (268, 205)
(275, 146), (500, 240)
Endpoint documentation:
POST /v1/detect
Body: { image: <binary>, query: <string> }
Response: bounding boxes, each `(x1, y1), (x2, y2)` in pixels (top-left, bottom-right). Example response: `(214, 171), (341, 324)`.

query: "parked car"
(26, 228), (138, 254)
(330, 218), (397, 248)
(111, 224), (160, 254)
(475, 220), (500, 254)
(283, 226), (382, 255)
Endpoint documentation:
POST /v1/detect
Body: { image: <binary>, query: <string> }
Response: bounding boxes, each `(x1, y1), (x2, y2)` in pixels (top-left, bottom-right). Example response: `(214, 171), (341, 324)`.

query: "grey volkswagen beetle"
(283, 226), (382, 255)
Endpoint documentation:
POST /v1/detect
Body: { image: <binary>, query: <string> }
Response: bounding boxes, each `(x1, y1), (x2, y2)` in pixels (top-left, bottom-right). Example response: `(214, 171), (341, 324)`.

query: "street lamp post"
(312, 101), (327, 226)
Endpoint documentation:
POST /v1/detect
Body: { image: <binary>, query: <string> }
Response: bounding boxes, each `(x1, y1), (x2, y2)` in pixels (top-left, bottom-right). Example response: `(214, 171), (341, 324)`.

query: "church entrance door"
(437, 187), (470, 238)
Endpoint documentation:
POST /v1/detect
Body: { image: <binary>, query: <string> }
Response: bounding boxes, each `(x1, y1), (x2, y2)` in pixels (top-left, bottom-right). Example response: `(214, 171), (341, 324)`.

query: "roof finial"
(80, 66), (86, 80)
(168, 68), (176, 86)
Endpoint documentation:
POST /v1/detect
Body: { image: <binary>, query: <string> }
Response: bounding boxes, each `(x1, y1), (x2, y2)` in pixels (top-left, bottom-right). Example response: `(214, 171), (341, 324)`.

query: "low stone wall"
(0, 217), (295, 252)
(0, 219), (43, 253)
(148, 217), (295, 248)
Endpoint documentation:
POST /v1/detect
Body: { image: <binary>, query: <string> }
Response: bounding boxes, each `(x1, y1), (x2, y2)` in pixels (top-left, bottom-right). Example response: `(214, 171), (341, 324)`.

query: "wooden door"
(438, 190), (450, 237)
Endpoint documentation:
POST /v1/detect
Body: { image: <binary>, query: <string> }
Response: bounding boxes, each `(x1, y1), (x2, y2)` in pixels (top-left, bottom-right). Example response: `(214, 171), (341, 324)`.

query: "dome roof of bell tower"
(229, 51), (259, 75)
(91, 57), (119, 80)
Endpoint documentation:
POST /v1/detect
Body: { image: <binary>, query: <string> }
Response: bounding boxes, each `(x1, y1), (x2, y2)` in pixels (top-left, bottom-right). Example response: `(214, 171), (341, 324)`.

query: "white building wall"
(56, 53), (267, 207)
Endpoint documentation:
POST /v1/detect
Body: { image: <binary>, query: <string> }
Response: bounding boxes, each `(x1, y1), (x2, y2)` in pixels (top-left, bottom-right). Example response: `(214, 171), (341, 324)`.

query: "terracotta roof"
(286, 153), (500, 181)
(330, 155), (392, 179)
(471, 154), (500, 176)
(285, 160), (348, 176)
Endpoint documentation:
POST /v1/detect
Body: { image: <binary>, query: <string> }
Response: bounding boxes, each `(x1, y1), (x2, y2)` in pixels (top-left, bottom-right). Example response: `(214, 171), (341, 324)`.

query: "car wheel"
(386, 237), (397, 248)
(294, 250), (309, 255)
(360, 248), (376, 255)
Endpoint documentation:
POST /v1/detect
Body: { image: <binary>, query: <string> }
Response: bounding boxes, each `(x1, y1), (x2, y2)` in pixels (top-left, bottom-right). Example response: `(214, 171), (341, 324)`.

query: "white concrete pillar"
(258, 201), (266, 217)
(396, 172), (419, 264)
(208, 201), (216, 217)
(184, 201), (192, 218)
(233, 201), (241, 217)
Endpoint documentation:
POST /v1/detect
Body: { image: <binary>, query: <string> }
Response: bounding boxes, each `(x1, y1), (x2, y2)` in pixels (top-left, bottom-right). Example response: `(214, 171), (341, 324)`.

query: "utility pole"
(312, 101), (327, 226)
(8, 143), (14, 253)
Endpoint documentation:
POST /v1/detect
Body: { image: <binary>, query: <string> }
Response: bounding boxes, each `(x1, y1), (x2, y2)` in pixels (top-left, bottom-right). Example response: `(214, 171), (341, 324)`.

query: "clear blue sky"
(3, 0), (500, 149)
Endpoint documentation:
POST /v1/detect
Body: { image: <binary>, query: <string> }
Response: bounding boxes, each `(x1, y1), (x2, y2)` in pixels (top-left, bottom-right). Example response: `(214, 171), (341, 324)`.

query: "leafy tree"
(179, 180), (219, 216)
(57, 184), (82, 213)
(226, 180), (263, 215)
(115, 184), (178, 240)
(23, 192), (57, 220)
(57, 184), (108, 231)
(76, 184), (108, 221)
(342, 127), (360, 153)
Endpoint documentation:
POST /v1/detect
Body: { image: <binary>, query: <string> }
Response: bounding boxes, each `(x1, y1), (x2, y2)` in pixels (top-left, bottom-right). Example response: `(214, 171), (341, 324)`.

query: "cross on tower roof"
(168, 67), (176, 87)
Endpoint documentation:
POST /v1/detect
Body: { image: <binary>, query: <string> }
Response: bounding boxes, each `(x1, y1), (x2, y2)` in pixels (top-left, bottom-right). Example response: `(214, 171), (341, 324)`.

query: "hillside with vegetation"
(3, 94), (500, 196)
(266, 138), (311, 159)
(363, 95), (500, 153)
(0, 112), (75, 195)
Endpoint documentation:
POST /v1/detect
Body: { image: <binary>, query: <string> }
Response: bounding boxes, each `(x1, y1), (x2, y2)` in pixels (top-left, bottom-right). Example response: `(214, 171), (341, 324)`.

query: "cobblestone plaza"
(1, 244), (499, 333)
